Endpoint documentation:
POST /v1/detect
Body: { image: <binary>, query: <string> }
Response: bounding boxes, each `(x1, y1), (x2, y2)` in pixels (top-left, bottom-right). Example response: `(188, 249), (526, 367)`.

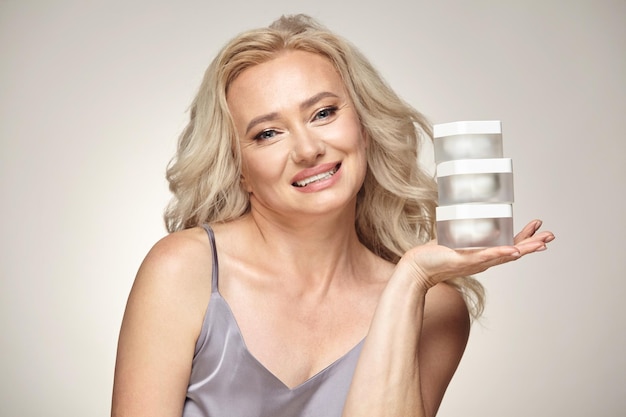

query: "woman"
(112, 14), (554, 417)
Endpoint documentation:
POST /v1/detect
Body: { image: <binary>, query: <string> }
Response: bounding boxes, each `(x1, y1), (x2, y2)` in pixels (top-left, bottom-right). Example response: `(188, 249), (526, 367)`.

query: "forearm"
(342, 261), (428, 417)
(342, 221), (553, 416)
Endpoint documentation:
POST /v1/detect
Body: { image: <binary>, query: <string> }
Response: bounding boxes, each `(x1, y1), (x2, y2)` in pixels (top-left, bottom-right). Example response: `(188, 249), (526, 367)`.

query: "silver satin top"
(182, 225), (364, 417)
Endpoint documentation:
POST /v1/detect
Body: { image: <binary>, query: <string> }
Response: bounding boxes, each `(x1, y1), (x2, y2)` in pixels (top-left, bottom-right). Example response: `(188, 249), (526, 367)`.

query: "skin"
(111, 50), (555, 417)
(230, 51), (369, 226)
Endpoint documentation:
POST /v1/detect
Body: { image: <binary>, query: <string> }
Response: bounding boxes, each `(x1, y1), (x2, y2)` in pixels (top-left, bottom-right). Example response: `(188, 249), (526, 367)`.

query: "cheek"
(333, 115), (366, 148)
(240, 149), (284, 191)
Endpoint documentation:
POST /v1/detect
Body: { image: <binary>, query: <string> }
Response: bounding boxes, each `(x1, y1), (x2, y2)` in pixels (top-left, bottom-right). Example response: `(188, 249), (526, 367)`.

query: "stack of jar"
(433, 121), (514, 249)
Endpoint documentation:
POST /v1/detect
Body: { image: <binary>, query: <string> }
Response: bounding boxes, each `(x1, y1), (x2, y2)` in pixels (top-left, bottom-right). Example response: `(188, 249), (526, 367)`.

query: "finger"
(534, 231), (555, 244)
(515, 230), (555, 247)
(515, 231), (556, 255)
(514, 219), (542, 244)
(515, 239), (547, 255)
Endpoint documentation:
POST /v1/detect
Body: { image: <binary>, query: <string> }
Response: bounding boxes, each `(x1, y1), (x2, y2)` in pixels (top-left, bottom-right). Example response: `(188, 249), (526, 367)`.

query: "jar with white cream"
(433, 121), (515, 249)
(436, 158), (514, 206)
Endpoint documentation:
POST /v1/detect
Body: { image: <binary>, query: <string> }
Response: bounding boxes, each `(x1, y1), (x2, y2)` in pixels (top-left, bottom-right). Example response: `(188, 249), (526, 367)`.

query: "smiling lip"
(291, 162), (341, 187)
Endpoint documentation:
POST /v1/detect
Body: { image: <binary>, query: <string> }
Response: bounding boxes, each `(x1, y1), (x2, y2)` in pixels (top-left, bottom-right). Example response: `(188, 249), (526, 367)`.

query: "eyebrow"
(244, 112), (279, 135)
(244, 91), (340, 135)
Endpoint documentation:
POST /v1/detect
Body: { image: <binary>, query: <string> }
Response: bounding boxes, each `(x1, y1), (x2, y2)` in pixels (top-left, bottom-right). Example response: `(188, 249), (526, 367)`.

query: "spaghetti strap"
(201, 224), (219, 293)
(187, 224), (364, 416)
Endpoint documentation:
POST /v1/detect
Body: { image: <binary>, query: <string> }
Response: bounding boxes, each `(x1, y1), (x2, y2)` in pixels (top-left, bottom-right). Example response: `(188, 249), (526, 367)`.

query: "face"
(226, 50), (368, 220)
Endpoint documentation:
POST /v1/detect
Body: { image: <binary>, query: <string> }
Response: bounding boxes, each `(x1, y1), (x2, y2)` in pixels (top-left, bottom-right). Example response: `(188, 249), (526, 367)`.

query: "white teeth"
(294, 166), (338, 187)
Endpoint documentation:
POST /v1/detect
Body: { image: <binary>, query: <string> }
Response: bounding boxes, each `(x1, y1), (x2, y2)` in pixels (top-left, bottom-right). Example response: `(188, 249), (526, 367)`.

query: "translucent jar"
(436, 158), (514, 205)
(433, 120), (503, 163)
(436, 204), (514, 249)
(433, 120), (514, 249)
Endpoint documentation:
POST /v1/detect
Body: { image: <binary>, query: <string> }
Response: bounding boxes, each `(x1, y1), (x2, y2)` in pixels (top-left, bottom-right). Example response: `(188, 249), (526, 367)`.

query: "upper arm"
(112, 229), (212, 417)
(418, 283), (471, 417)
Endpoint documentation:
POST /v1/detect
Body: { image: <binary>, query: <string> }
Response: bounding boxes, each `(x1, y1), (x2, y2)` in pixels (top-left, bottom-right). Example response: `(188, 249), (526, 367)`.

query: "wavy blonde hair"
(164, 14), (484, 317)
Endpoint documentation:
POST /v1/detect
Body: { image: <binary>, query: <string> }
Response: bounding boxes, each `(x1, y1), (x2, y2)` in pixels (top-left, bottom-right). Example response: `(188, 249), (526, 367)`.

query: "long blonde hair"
(164, 14), (484, 316)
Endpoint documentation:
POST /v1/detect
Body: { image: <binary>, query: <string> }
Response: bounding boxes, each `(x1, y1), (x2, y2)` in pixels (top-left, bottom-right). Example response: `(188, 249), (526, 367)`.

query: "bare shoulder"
(423, 282), (470, 332)
(131, 226), (214, 331)
(129, 226), (215, 319)
(421, 283), (471, 360)
(419, 283), (471, 416)
(112, 226), (214, 416)
(139, 226), (213, 281)
(123, 225), (215, 346)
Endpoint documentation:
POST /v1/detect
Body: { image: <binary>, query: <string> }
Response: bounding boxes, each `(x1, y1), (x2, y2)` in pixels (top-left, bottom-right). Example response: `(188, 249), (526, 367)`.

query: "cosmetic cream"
(436, 158), (514, 205)
(436, 204), (514, 249)
(433, 120), (503, 164)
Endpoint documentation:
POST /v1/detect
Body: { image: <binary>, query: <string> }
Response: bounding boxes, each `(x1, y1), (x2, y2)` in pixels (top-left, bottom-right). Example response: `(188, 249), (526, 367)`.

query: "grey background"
(1, 0), (624, 416)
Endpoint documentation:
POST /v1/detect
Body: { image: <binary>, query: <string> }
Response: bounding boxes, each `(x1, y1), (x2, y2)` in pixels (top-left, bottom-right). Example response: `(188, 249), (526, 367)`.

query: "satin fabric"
(182, 225), (364, 417)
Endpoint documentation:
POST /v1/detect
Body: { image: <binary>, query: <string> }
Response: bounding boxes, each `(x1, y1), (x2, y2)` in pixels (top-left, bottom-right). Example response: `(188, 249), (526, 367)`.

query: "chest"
(185, 293), (364, 417)
(222, 284), (376, 389)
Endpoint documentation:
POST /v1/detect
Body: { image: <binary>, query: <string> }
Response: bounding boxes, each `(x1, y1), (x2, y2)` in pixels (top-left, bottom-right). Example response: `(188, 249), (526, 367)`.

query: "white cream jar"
(436, 204), (514, 249)
(436, 158), (514, 205)
(433, 120), (503, 164)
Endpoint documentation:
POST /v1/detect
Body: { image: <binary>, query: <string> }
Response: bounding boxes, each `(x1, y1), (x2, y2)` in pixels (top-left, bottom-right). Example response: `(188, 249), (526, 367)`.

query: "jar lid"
(433, 120), (502, 138)
(436, 203), (513, 220)
(436, 158), (513, 177)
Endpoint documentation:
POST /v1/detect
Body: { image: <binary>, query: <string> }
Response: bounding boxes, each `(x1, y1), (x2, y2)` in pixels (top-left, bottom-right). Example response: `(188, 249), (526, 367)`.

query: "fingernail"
(536, 245), (547, 252)
(534, 220), (543, 232)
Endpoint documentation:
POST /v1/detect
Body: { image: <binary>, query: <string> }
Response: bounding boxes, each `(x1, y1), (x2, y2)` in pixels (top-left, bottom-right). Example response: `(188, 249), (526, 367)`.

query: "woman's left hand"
(398, 219), (555, 291)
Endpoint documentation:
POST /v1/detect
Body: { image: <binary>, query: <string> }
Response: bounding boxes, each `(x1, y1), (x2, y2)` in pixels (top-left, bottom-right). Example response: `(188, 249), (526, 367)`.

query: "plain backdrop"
(1, 0), (624, 416)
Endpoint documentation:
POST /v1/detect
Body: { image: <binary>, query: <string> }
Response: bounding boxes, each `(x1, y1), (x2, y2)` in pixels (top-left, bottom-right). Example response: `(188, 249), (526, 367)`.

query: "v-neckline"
(203, 224), (366, 391)
(213, 291), (366, 392)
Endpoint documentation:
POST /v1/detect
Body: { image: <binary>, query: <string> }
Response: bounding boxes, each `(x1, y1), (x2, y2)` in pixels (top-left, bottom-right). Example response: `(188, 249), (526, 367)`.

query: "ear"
(361, 126), (370, 149)
(240, 174), (252, 193)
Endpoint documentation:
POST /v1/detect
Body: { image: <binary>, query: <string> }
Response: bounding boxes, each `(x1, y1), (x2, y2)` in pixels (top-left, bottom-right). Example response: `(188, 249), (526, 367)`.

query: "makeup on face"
(227, 51), (368, 215)
(433, 121), (515, 249)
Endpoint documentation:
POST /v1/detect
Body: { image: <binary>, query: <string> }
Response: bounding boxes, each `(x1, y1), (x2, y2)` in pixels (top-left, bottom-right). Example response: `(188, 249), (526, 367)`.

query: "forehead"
(226, 50), (346, 113)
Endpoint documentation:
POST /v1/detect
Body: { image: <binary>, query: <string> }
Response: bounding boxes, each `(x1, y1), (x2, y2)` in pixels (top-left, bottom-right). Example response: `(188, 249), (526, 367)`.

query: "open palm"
(402, 220), (555, 289)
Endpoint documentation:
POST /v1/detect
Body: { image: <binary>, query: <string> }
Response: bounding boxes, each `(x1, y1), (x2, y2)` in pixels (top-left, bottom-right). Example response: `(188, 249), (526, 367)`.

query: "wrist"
(388, 258), (431, 299)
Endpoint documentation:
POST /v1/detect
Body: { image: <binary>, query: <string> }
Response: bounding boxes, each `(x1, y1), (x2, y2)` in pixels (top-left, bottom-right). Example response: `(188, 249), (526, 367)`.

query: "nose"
(290, 127), (326, 164)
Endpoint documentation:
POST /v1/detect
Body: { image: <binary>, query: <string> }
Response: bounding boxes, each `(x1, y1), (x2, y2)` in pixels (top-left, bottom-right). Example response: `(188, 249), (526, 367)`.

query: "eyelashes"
(253, 106), (339, 141)
(313, 106), (338, 121)
(254, 129), (279, 140)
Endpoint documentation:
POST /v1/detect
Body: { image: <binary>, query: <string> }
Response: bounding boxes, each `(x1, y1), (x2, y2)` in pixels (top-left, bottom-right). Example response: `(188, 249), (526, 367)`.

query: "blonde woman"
(112, 14), (554, 417)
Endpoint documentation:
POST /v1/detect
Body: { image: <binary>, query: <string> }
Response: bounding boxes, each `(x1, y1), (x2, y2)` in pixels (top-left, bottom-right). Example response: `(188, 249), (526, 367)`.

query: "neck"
(240, 206), (369, 292)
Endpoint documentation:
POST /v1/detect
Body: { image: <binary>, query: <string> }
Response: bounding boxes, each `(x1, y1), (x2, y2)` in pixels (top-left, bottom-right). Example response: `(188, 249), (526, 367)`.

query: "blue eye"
(254, 129), (278, 140)
(313, 106), (338, 121)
